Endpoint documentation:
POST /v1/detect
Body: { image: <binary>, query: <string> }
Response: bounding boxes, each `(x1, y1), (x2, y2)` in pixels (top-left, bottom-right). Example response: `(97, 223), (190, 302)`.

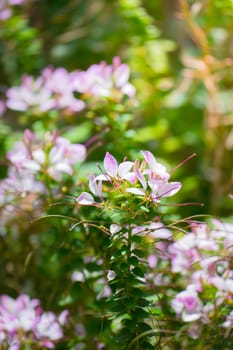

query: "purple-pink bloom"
(167, 219), (233, 330)
(0, 294), (67, 349)
(6, 59), (135, 114)
(0, 167), (45, 204)
(141, 150), (170, 181)
(6, 67), (84, 114)
(76, 174), (103, 206)
(72, 57), (136, 101)
(148, 254), (158, 268)
(7, 129), (86, 181)
(76, 192), (95, 205)
(168, 222), (219, 275)
(35, 312), (64, 343)
(168, 233), (201, 273)
(6, 75), (54, 112)
(89, 174), (103, 198)
(223, 311), (233, 328)
(104, 152), (118, 178)
(42, 67), (85, 112)
(171, 285), (203, 322)
(0, 167), (45, 234)
(126, 152), (182, 202)
(77, 150), (182, 207)
(0, 0), (24, 21)
(96, 152), (135, 183)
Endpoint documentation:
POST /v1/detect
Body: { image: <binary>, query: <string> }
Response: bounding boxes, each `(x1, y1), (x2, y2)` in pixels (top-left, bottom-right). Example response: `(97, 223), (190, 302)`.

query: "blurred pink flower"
(223, 311), (233, 328)
(72, 56), (136, 100)
(171, 285), (203, 322)
(0, 294), (67, 349)
(7, 75), (54, 112)
(7, 129), (86, 181)
(0, 0), (24, 21)
(6, 68), (84, 114)
(6, 59), (135, 114)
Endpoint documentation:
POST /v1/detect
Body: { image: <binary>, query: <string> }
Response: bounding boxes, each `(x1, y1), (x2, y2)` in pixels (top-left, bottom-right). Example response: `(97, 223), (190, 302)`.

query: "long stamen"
(169, 153), (196, 173)
(159, 202), (204, 207)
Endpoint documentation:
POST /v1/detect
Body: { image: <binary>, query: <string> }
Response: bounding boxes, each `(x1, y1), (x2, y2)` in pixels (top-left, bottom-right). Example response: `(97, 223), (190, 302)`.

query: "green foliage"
(0, 0), (233, 349)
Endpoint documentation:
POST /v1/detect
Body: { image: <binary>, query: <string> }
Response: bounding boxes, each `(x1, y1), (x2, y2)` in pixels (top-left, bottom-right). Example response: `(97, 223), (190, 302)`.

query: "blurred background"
(0, 3), (232, 348)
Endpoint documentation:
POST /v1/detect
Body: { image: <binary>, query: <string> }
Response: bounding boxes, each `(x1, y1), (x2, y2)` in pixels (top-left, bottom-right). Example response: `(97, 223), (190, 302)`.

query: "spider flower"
(7, 129), (86, 181)
(0, 294), (68, 349)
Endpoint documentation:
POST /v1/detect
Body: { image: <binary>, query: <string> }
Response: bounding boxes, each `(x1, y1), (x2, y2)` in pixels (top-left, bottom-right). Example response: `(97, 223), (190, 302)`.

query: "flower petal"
(76, 192), (95, 205)
(118, 161), (134, 178)
(126, 188), (145, 196)
(141, 150), (157, 171)
(89, 174), (102, 197)
(104, 152), (118, 177)
(157, 182), (182, 198)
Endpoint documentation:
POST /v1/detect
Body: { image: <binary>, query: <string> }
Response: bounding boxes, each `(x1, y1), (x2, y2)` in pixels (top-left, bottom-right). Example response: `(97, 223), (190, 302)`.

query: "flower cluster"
(7, 129), (86, 181)
(0, 294), (68, 349)
(169, 220), (233, 335)
(76, 150), (182, 205)
(0, 129), (86, 234)
(6, 58), (136, 115)
(0, 167), (45, 235)
(6, 68), (84, 114)
(0, 0), (24, 21)
(71, 56), (136, 100)
(0, 167), (45, 207)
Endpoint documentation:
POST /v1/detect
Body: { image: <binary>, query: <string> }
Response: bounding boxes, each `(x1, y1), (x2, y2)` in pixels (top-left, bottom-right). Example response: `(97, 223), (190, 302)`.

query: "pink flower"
(141, 151), (170, 181)
(223, 311), (233, 328)
(0, 167), (45, 204)
(6, 68), (84, 114)
(0, 294), (67, 349)
(76, 174), (103, 206)
(72, 57), (136, 100)
(7, 130), (86, 181)
(97, 152), (135, 182)
(168, 222), (219, 274)
(43, 67), (84, 112)
(6, 75), (54, 112)
(0, 0), (25, 21)
(168, 233), (201, 273)
(35, 312), (64, 342)
(89, 174), (103, 198)
(48, 137), (86, 181)
(126, 153), (182, 202)
(148, 254), (158, 268)
(6, 59), (135, 114)
(0, 294), (39, 333)
(77, 150), (182, 207)
(211, 219), (233, 254)
(76, 192), (95, 205)
(171, 285), (203, 322)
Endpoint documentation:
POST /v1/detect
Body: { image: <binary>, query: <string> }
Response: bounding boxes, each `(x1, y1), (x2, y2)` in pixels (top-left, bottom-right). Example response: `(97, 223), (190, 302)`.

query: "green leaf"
(129, 256), (139, 266)
(116, 327), (132, 343)
(132, 267), (145, 278)
(137, 298), (151, 307)
(132, 249), (146, 258)
(132, 307), (149, 319)
(131, 235), (143, 244)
